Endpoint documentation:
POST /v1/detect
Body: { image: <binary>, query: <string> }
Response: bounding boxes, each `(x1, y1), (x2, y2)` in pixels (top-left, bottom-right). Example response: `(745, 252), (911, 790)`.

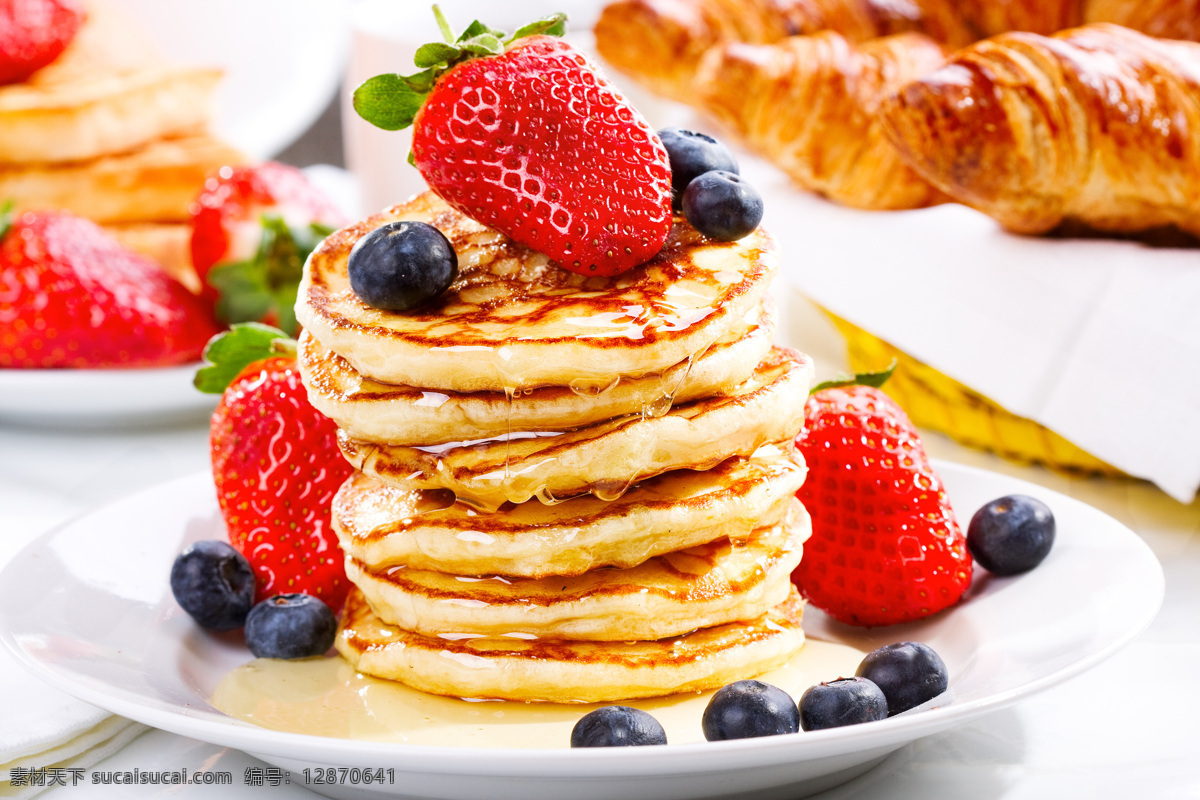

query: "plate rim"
(0, 461), (1165, 775)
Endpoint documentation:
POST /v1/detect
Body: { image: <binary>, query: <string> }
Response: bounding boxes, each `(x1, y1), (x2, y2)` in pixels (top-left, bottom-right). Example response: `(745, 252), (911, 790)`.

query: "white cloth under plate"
(756, 174), (1200, 504)
(0, 718), (147, 798)
(0, 517), (145, 798)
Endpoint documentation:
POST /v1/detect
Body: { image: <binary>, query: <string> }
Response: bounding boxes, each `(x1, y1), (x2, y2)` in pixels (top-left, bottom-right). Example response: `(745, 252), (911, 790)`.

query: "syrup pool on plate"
(211, 640), (865, 748)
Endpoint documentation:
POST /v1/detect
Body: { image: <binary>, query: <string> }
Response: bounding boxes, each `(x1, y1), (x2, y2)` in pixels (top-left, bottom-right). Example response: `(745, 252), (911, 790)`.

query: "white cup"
(342, 0), (607, 215)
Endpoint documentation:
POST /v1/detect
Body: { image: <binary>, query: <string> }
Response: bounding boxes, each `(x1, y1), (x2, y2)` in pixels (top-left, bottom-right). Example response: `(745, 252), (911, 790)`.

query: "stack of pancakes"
(0, 1), (244, 289)
(296, 191), (816, 703)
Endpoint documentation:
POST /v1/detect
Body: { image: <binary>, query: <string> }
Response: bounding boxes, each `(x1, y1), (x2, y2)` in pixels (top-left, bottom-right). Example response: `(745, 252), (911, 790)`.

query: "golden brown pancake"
(333, 442), (806, 577)
(347, 499), (808, 641)
(0, 133), (244, 223)
(299, 299), (775, 446)
(295, 191), (778, 392)
(336, 585), (807, 703)
(339, 347), (812, 510)
(0, 66), (221, 165)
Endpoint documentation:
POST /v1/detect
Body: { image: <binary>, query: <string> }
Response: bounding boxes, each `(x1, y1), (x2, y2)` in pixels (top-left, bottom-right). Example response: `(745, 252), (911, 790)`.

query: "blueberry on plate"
(681, 171), (764, 242)
(702, 679), (800, 740)
(570, 706), (667, 747)
(856, 642), (948, 716)
(244, 593), (337, 660)
(347, 220), (457, 311)
(169, 540), (255, 631)
(967, 494), (1056, 576)
(658, 128), (739, 209)
(798, 677), (888, 731)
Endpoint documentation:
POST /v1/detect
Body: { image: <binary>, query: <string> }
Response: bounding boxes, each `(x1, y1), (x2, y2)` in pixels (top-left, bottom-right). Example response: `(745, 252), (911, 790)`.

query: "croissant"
(1085, 0), (1200, 42)
(593, 0), (972, 102)
(694, 31), (946, 209)
(879, 24), (1200, 238)
(953, 0), (1083, 38)
(955, 0), (1200, 41)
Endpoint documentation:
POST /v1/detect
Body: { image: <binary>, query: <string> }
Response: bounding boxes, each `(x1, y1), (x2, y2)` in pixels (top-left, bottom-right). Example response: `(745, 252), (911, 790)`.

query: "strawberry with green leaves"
(196, 324), (355, 609)
(791, 366), (972, 627)
(189, 162), (345, 336)
(0, 206), (219, 368)
(354, 6), (672, 277)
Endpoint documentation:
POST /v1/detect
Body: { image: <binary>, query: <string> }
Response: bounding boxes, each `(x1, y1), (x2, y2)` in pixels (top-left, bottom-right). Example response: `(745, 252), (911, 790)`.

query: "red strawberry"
(791, 380), (972, 627)
(197, 324), (355, 608)
(0, 0), (84, 85)
(353, 10), (672, 277)
(0, 208), (220, 368)
(189, 162), (345, 336)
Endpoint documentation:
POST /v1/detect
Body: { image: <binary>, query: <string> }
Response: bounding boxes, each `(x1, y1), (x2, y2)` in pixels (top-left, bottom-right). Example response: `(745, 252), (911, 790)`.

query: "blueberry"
(347, 220), (457, 311)
(798, 677), (888, 731)
(658, 128), (739, 210)
(169, 540), (255, 631)
(681, 171), (763, 241)
(570, 706), (667, 747)
(856, 642), (948, 716)
(967, 494), (1055, 576)
(244, 594), (337, 659)
(702, 679), (799, 740)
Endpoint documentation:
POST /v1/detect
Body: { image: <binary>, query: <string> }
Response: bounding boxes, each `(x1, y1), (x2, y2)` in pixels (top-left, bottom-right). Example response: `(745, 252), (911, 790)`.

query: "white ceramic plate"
(107, 0), (350, 160)
(0, 364), (217, 428)
(0, 463), (1162, 800)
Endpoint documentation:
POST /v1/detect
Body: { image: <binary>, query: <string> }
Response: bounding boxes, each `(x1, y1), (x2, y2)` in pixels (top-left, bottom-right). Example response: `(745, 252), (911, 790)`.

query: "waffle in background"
(0, 0), (246, 288)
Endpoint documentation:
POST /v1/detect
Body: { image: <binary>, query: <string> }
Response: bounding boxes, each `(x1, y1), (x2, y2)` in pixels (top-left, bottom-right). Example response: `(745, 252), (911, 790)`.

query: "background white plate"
(0, 462), (1162, 800)
(0, 364), (217, 428)
(108, 0), (350, 160)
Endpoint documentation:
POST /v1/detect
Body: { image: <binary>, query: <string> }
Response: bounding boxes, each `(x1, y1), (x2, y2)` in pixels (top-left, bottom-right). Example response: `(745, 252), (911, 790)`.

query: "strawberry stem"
(811, 360), (898, 394)
(352, 8), (567, 133)
(433, 5), (455, 44)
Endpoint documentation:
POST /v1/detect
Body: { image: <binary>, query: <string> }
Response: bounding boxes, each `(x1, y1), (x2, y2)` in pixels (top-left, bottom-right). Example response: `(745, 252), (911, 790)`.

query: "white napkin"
(623, 85), (1200, 504)
(0, 518), (145, 798)
(0, 716), (147, 798)
(740, 157), (1200, 504)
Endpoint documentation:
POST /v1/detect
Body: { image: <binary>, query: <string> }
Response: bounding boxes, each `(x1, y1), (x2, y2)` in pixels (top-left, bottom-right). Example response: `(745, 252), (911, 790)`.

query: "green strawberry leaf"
(457, 19), (506, 42)
(193, 323), (297, 394)
(205, 214), (334, 338)
(458, 33), (504, 57)
(352, 6), (568, 133)
(414, 41), (461, 69)
(507, 14), (567, 42)
(403, 69), (436, 94)
(0, 200), (12, 243)
(353, 74), (426, 131)
(811, 360), (898, 394)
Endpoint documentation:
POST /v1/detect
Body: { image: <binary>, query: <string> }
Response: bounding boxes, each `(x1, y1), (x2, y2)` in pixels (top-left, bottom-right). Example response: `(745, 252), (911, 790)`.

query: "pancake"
(300, 299), (775, 446)
(333, 442), (806, 577)
(295, 191), (777, 392)
(0, 133), (245, 223)
(0, 66), (221, 165)
(340, 347), (813, 510)
(347, 499), (808, 641)
(336, 585), (807, 703)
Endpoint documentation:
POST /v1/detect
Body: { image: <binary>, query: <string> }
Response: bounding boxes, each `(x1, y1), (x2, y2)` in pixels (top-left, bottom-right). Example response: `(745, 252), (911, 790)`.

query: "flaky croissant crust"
(695, 31), (947, 210)
(593, 0), (971, 102)
(595, 0), (1200, 104)
(879, 23), (1200, 237)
